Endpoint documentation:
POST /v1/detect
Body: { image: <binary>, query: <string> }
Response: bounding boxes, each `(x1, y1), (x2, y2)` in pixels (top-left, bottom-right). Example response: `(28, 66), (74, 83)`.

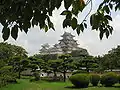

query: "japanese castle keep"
(40, 32), (88, 55)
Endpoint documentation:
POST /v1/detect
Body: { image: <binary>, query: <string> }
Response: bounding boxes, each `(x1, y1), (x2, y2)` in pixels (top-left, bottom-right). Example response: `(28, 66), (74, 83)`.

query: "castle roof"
(61, 32), (75, 37)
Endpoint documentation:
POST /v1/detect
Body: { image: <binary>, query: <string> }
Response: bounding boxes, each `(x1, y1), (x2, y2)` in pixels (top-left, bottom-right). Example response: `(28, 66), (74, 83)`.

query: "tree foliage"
(96, 45), (120, 71)
(30, 54), (75, 82)
(58, 54), (75, 82)
(0, 42), (28, 86)
(10, 56), (29, 79)
(71, 49), (89, 57)
(48, 59), (62, 78)
(0, 0), (120, 40)
(0, 42), (28, 62)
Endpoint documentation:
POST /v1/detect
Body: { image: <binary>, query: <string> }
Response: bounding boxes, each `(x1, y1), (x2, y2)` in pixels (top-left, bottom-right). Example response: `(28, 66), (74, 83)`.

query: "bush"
(72, 70), (87, 75)
(100, 72), (118, 87)
(118, 75), (120, 83)
(69, 74), (90, 88)
(90, 74), (100, 86)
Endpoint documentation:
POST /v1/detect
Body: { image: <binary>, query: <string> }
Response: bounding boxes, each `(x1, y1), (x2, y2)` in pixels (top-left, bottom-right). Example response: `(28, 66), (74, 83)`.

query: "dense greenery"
(72, 56), (97, 73)
(0, 40), (120, 89)
(58, 54), (75, 82)
(0, 42), (28, 87)
(69, 73), (90, 88)
(100, 72), (118, 87)
(69, 72), (120, 88)
(95, 45), (120, 72)
(48, 59), (62, 79)
(0, 66), (17, 87)
(71, 49), (89, 57)
(28, 44), (120, 83)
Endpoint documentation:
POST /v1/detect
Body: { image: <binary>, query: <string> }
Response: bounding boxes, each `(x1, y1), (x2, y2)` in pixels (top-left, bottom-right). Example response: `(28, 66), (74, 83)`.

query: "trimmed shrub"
(90, 74), (100, 86)
(69, 74), (90, 88)
(118, 75), (120, 83)
(72, 70), (87, 75)
(100, 72), (118, 87)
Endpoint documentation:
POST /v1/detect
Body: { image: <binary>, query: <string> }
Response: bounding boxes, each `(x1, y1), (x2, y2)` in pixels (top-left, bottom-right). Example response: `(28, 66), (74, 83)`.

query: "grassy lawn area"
(0, 79), (120, 90)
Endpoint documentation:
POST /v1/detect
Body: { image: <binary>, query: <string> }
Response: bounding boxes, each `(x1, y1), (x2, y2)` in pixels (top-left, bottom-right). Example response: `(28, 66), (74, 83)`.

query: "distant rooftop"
(61, 32), (75, 37)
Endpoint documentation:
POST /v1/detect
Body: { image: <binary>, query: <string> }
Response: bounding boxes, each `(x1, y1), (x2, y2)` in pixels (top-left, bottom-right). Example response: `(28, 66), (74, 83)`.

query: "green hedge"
(90, 74), (100, 86)
(100, 72), (118, 87)
(69, 73), (90, 88)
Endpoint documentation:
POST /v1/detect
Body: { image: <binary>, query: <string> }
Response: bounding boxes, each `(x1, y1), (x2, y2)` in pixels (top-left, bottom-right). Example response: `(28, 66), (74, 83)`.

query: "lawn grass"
(0, 79), (120, 90)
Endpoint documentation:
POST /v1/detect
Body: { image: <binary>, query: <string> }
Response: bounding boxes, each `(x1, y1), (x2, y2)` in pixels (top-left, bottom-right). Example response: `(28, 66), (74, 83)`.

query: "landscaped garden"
(0, 38), (120, 90)
(1, 71), (120, 90)
(1, 0), (120, 90)
(1, 77), (120, 90)
(1, 38), (120, 88)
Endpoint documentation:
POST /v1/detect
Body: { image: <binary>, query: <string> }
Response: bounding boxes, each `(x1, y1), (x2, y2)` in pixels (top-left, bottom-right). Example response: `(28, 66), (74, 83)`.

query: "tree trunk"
(18, 63), (21, 79)
(63, 71), (66, 82)
(86, 62), (89, 73)
(18, 69), (21, 79)
(53, 71), (57, 80)
(110, 68), (112, 71)
(86, 67), (89, 73)
(47, 73), (50, 77)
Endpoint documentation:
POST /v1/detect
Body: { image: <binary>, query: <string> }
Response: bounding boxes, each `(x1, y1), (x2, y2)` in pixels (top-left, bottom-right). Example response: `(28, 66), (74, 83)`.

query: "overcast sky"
(0, 0), (120, 56)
